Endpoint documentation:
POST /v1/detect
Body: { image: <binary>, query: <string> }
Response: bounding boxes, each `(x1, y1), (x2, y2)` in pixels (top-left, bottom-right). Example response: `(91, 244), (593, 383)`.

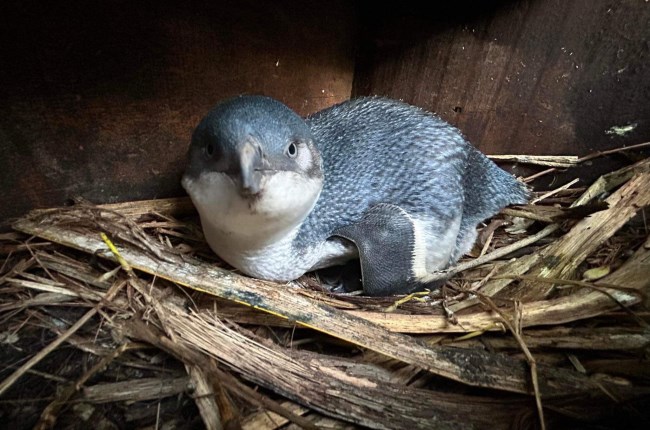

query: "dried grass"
(1, 152), (649, 429)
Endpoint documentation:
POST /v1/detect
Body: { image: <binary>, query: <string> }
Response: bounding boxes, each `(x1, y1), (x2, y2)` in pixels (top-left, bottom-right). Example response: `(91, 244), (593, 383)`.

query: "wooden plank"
(353, 1), (650, 160)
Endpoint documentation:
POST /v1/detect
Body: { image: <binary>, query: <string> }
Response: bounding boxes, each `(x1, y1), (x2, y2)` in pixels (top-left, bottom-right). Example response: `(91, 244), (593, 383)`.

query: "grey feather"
(298, 97), (528, 253)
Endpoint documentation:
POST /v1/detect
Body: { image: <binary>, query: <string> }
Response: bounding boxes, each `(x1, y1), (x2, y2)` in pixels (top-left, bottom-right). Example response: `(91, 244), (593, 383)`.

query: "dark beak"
(238, 140), (263, 196)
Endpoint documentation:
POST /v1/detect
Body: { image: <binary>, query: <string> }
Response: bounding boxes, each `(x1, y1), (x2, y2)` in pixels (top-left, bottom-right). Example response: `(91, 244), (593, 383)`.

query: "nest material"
(1, 155), (649, 430)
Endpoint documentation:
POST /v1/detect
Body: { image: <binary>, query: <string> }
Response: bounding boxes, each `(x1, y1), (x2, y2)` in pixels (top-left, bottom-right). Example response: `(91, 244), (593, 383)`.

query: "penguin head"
(182, 95), (324, 242)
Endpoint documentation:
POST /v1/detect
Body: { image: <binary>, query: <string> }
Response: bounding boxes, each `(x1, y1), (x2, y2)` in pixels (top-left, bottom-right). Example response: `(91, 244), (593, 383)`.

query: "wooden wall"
(0, 0), (356, 221)
(353, 0), (650, 157)
(1, 0), (649, 222)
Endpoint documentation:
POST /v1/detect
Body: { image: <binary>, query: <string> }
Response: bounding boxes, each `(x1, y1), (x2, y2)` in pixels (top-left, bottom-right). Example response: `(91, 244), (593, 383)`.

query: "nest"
(1, 148), (649, 430)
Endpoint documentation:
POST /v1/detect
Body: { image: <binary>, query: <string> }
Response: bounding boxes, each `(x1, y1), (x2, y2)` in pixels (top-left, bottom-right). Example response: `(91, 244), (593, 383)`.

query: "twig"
(186, 364), (224, 430)
(5, 277), (81, 297)
(488, 154), (578, 167)
(478, 227), (495, 258)
(531, 178), (580, 204)
(421, 224), (560, 283)
(523, 141), (650, 182)
(477, 295), (546, 430)
(484, 274), (648, 328)
(485, 274), (643, 295)
(469, 265), (500, 292)
(0, 256), (35, 286)
(524, 167), (557, 183)
(384, 291), (430, 312)
(0, 366), (68, 384)
(80, 377), (189, 403)
(213, 363), (319, 430)
(241, 400), (309, 429)
(577, 141), (650, 163)
(101, 232), (132, 273)
(34, 343), (129, 430)
(127, 319), (318, 430)
(0, 279), (125, 397)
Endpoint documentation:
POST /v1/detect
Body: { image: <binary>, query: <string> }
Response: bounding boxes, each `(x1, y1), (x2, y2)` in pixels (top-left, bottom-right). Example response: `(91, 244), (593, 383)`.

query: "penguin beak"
(237, 140), (263, 196)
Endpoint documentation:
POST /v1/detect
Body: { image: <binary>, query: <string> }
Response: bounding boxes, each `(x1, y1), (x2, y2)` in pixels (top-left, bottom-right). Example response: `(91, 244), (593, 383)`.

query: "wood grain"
(353, 1), (650, 160)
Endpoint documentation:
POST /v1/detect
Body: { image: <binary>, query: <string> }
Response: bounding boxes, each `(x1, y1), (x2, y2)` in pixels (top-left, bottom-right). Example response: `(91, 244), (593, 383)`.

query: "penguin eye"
(285, 142), (298, 158)
(205, 143), (215, 157)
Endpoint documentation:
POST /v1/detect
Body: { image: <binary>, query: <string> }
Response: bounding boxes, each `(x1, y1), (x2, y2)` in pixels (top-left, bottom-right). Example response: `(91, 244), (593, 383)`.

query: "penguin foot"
(315, 260), (362, 293)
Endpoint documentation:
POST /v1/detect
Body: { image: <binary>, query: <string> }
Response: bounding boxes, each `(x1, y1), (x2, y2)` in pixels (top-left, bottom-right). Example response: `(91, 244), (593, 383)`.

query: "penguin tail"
(463, 147), (530, 224)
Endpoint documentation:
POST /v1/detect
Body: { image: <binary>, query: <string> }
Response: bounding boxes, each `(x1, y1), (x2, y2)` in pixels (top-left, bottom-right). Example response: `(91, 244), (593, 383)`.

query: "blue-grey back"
(297, 97), (470, 244)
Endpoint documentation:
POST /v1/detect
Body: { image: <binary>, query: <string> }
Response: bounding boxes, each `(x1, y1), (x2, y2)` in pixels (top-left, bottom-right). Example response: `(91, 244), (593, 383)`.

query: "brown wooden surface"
(0, 0), (355, 221)
(353, 0), (650, 157)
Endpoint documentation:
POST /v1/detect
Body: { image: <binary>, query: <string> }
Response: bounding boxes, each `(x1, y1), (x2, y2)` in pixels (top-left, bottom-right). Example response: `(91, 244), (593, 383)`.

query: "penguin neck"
(200, 211), (303, 252)
(197, 201), (311, 282)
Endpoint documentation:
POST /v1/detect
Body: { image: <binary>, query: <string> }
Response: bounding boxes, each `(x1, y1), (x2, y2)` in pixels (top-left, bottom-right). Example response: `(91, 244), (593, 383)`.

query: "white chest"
(183, 170), (355, 281)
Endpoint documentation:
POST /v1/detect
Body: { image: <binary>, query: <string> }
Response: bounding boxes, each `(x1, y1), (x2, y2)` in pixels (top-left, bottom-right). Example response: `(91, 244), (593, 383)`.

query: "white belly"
(202, 219), (356, 281)
(183, 169), (345, 281)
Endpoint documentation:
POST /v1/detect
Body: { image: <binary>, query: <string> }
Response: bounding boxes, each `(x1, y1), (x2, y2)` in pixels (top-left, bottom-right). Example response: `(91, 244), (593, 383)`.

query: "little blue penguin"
(182, 95), (530, 296)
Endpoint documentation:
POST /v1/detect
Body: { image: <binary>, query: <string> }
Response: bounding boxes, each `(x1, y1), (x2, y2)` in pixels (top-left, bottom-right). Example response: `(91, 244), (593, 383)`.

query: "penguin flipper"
(332, 203), (420, 296)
